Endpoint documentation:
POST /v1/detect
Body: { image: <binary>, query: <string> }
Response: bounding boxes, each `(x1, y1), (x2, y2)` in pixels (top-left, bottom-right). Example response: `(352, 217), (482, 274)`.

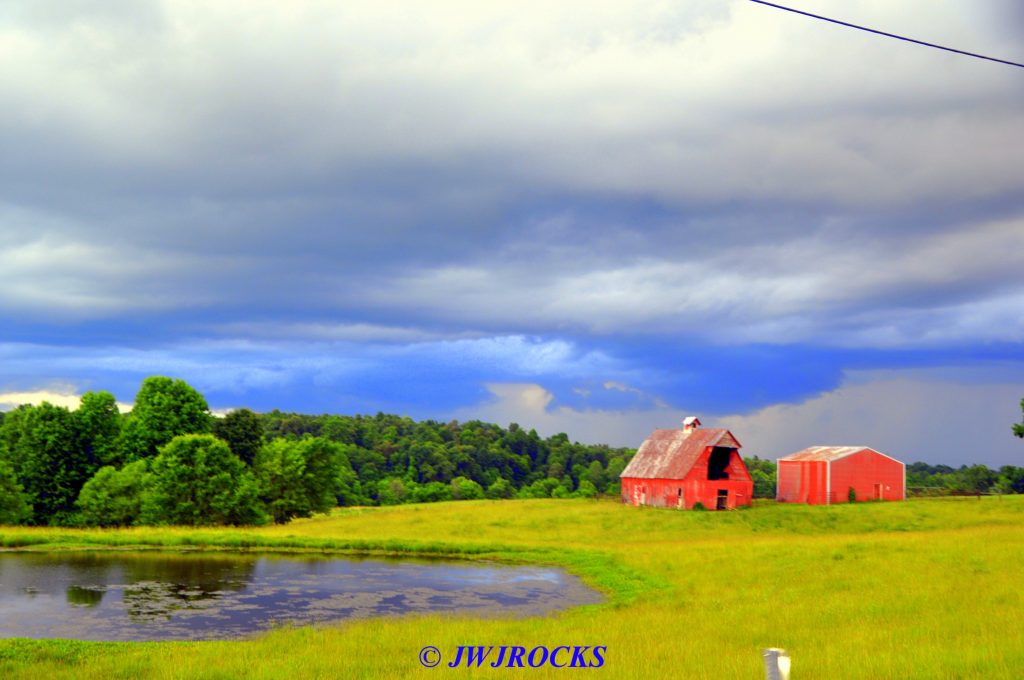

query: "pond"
(0, 551), (601, 641)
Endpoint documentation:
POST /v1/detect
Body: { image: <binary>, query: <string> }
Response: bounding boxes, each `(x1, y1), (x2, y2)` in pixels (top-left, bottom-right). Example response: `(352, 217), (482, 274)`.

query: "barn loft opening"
(707, 447), (732, 480)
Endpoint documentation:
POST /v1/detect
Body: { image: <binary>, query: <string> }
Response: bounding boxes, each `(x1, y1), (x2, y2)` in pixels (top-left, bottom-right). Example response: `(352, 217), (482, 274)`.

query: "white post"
(763, 648), (791, 680)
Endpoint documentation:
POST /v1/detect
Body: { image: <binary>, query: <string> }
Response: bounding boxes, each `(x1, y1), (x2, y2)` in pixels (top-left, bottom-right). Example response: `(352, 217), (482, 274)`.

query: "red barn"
(776, 446), (905, 505)
(620, 417), (754, 510)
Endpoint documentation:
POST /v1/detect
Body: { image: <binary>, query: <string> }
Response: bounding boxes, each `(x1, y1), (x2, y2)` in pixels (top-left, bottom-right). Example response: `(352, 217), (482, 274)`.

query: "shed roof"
(620, 428), (741, 480)
(779, 446), (903, 465)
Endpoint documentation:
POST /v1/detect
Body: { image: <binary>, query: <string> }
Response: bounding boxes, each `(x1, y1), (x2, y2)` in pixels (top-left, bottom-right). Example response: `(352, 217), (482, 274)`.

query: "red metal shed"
(620, 418), (753, 510)
(776, 446), (905, 505)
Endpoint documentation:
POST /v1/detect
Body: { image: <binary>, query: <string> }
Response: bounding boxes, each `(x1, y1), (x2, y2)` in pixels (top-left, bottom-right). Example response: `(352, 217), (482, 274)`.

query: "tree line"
(906, 462), (1024, 495)
(0, 376), (636, 526)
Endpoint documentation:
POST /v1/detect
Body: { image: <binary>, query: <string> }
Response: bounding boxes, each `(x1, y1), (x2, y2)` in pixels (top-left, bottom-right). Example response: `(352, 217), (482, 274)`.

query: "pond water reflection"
(0, 551), (601, 641)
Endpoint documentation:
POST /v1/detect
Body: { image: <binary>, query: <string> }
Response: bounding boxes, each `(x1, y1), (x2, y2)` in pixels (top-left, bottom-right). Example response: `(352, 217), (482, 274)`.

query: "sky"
(1, 0), (1023, 466)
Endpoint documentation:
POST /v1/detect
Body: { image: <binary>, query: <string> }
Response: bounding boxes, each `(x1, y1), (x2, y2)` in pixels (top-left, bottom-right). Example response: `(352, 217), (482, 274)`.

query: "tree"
(485, 477), (514, 499)
(953, 464), (997, 494)
(574, 479), (598, 498)
(605, 457), (627, 494)
(1015, 398), (1024, 439)
(751, 469), (775, 498)
(376, 477), (408, 505)
(75, 391), (123, 468)
(551, 483), (571, 498)
(994, 466), (1024, 494)
(76, 460), (149, 527)
(320, 415), (356, 443)
(254, 440), (310, 522)
(11, 402), (91, 524)
(295, 437), (344, 513)
(140, 434), (265, 526)
(333, 445), (365, 506)
(120, 377), (212, 461)
(413, 481), (453, 503)
(450, 476), (484, 500)
(0, 459), (30, 525)
(585, 460), (606, 491)
(254, 437), (343, 522)
(0, 405), (31, 461)
(213, 408), (264, 466)
(518, 477), (560, 499)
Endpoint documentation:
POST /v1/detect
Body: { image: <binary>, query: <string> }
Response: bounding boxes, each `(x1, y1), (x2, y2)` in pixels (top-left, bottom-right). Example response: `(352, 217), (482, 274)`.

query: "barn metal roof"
(779, 445), (901, 464)
(620, 428), (741, 480)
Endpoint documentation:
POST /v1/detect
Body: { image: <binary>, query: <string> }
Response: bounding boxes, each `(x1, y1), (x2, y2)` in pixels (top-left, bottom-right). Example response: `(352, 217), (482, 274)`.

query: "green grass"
(2, 496), (1023, 678)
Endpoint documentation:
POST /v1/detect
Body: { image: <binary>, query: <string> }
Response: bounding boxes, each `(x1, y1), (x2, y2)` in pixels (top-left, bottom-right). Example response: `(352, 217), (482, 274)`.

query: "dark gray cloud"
(1, 1), (1022, 411)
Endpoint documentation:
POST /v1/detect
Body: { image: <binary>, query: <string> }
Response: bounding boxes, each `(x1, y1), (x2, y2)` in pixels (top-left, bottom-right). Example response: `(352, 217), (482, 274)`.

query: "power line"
(749, 0), (1024, 69)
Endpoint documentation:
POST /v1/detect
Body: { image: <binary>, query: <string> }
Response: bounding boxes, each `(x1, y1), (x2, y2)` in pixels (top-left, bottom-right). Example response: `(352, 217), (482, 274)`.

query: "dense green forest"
(0, 377), (1021, 527)
(0, 376), (639, 527)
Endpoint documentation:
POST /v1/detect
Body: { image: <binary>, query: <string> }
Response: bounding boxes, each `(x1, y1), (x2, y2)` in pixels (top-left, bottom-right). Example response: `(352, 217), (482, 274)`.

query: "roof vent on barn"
(682, 416), (701, 435)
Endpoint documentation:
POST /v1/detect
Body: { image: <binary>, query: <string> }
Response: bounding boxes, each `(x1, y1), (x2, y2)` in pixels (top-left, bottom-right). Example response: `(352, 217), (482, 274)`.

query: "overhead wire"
(749, 0), (1024, 69)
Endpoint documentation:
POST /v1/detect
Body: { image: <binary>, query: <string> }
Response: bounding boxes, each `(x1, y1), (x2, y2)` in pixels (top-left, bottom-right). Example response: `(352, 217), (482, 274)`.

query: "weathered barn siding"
(777, 446), (904, 505)
(621, 475), (752, 510)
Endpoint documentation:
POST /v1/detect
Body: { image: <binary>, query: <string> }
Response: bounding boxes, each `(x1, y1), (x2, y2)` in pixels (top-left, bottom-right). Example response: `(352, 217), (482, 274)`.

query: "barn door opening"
(708, 447), (732, 480)
(716, 489), (728, 510)
(874, 483), (883, 500)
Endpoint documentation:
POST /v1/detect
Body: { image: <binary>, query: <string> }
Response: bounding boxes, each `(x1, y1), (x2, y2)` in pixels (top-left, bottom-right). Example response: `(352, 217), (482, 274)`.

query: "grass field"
(2, 496), (1023, 679)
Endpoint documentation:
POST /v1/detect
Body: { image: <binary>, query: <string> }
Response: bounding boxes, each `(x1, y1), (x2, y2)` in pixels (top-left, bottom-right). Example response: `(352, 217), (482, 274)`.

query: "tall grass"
(2, 497), (1023, 678)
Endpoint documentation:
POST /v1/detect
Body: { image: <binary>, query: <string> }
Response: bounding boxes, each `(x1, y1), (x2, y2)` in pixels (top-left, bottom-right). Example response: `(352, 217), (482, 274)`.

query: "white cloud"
(0, 386), (132, 412)
(1, 0), (1020, 206)
(602, 380), (668, 408)
(455, 368), (1024, 467)
(716, 368), (1024, 467)
(484, 383), (554, 414)
(454, 381), (688, 446)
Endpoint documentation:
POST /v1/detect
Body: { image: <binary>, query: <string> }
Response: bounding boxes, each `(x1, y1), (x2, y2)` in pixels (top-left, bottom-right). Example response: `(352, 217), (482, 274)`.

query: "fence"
(907, 487), (1007, 499)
